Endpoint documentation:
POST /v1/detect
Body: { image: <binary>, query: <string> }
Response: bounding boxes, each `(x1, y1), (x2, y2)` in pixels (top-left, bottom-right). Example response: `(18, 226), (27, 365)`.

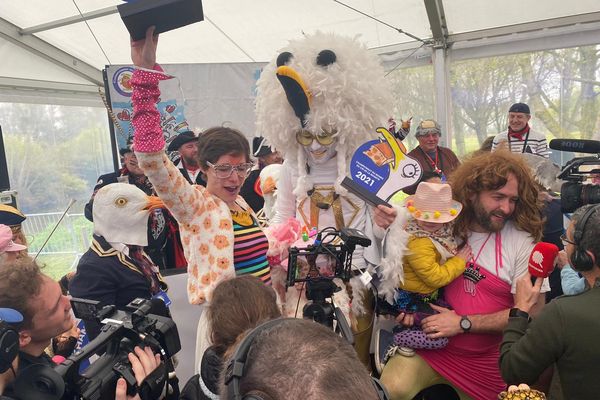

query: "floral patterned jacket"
(131, 66), (250, 304)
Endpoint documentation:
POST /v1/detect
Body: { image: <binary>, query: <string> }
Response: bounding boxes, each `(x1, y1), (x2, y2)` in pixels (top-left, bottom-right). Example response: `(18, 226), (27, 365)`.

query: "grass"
(36, 253), (79, 281)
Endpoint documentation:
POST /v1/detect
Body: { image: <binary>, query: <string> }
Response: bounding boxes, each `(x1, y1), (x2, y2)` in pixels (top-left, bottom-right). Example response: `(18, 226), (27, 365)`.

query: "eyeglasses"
(206, 161), (254, 179)
(295, 129), (337, 146)
(560, 233), (576, 246)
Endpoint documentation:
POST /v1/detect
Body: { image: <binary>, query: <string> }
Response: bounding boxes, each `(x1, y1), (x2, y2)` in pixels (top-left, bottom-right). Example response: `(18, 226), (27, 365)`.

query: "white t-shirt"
(467, 221), (550, 294)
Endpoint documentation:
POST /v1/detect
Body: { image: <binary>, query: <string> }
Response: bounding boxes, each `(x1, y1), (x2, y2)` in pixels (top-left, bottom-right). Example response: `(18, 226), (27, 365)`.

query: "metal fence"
(22, 212), (92, 269)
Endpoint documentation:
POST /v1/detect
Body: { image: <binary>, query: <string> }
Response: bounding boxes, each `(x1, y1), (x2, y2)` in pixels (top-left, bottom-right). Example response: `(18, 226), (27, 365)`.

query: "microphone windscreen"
(528, 242), (559, 278)
(548, 139), (600, 154)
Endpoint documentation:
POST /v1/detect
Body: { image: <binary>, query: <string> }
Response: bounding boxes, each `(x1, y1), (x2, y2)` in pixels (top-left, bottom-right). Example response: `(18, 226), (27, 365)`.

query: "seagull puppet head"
(92, 183), (164, 246)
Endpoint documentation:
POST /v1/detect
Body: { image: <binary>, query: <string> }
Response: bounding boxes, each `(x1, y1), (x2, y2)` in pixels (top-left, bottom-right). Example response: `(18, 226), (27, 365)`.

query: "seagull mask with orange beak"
(92, 183), (164, 247)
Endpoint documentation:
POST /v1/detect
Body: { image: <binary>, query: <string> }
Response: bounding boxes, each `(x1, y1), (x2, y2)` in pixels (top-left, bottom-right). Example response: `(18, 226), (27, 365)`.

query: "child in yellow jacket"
(375, 181), (471, 373)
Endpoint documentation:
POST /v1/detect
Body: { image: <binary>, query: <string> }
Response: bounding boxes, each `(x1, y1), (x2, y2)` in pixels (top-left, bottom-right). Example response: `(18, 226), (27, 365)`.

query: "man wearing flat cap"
(240, 137), (283, 213)
(492, 103), (549, 158)
(404, 119), (460, 195)
(167, 131), (206, 186)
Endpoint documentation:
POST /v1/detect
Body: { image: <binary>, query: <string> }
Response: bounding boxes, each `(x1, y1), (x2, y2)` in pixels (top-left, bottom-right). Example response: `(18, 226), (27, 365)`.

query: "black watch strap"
(509, 308), (530, 321)
(459, 315), (471, 332)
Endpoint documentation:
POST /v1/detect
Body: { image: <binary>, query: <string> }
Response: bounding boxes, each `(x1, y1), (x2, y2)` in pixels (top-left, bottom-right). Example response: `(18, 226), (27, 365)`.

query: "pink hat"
(405, 182), (462, 223)
(0, 224), (26, 253)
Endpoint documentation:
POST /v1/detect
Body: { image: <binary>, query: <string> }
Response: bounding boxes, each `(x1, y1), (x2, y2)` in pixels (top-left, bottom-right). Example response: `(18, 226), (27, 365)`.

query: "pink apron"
(417, 233), (512, 400)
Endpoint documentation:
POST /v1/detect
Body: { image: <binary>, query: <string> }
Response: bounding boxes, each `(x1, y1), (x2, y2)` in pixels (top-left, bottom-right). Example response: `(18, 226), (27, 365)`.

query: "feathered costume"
(255, 32), (408, 336)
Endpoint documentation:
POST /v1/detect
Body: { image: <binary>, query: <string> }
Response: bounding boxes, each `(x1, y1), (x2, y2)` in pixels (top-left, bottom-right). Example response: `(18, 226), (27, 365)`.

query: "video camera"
(286, 227), (371, 343)
(15, 298), (181, 400)
(549, 139), (600, 213)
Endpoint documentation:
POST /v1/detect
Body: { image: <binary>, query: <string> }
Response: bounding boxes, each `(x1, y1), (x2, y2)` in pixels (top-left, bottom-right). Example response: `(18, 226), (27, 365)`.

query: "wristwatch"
(459, 315), (472, 333)
(509, 307), (531, 321)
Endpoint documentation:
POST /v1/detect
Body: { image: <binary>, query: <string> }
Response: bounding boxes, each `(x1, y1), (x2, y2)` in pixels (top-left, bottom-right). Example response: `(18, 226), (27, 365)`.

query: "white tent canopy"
(1, 0), (600, 107)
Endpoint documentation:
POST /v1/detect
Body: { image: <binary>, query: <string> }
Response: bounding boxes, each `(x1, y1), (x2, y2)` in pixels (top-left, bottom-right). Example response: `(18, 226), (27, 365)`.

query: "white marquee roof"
(1, 0), (600, 105)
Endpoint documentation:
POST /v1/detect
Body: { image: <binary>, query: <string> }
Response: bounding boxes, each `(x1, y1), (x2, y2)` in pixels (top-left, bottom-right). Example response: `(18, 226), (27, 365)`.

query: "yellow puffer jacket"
(400, 236), (467, 294)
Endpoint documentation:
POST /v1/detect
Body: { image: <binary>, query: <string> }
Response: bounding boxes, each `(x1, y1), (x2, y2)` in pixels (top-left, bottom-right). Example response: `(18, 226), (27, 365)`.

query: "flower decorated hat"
(405, 182), (462, 223)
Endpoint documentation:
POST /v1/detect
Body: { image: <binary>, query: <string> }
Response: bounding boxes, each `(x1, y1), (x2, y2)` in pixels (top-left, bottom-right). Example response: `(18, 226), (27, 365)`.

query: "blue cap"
(0, 308), (23, 324)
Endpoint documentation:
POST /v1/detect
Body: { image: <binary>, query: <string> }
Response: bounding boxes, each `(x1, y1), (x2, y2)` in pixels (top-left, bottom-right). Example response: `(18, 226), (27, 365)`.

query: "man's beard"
(473, 201), (510, 232)
(182, 156), (199, 168)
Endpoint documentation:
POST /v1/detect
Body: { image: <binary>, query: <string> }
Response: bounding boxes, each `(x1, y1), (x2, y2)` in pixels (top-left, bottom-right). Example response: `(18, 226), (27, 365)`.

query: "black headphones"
(571, 205), (600, 271)
(0, 311), (22, 374)
(223, 318), (389, 400)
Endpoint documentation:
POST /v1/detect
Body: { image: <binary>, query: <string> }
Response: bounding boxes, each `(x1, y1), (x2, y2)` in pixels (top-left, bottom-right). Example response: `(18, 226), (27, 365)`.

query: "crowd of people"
(1, 26), (599, 400)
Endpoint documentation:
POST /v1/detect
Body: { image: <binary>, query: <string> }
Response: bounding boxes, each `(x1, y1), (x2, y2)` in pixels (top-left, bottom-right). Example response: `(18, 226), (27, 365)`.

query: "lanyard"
(469, 231), (503, 276)
(420, 147), (441, 173)
(470, 232), (492, 266)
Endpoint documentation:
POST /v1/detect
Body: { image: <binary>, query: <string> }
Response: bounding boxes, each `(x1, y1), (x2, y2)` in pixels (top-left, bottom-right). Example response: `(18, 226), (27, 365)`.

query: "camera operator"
(0, 259), (74, 396)
(115, 346), (162, 400)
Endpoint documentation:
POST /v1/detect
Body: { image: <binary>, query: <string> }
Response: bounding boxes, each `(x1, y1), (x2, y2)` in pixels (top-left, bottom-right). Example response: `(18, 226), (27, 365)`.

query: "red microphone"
(528, 242), (559, 284)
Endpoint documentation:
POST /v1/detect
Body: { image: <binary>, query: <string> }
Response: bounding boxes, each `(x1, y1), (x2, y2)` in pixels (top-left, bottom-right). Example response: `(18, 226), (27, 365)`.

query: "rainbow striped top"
(231, 209), (271, 285)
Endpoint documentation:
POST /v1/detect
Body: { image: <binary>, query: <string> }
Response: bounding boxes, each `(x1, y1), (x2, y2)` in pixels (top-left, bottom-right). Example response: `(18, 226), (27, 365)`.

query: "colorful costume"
(70, 183), (168, 339)
(131, 67), (270, 304)
(415, 222), (548, 399)
(255, 32), (408, 364)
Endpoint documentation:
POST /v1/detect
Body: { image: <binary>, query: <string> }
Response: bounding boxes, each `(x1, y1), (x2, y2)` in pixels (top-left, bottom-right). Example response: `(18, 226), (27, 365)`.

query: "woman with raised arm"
(129, 26), (271, 307)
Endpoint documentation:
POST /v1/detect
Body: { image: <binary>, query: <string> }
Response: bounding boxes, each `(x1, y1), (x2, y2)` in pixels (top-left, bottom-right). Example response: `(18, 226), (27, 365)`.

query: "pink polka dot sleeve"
(131, 66), (171, 153)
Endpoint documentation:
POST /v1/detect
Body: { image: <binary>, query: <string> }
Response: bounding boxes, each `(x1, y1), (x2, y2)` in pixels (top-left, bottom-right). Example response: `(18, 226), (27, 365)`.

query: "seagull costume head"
(255, 32), (393, 196)
(92, 183), (164, 246)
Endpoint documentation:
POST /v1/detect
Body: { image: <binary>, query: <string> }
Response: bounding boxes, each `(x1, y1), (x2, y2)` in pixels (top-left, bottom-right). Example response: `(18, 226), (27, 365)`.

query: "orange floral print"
(203, 217), (212, 230)
(188, 283), (196, 294)
(189, 224), (200, 235)
(219, 219), (232, 230)
(197, 292), (206, 303)
(214, 235), (229, 249)
(140, 160), (158, 170)
(216, 257), (230, 270)
(199, 244), (209, 255)
(201, 273), (211, 285)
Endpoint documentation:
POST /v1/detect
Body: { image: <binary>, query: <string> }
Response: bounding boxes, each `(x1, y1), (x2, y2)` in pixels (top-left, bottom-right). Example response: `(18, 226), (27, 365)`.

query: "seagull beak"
(276, 65), (312, 127)
(262, 177), (276, 194)
(144, 195), (164, 211)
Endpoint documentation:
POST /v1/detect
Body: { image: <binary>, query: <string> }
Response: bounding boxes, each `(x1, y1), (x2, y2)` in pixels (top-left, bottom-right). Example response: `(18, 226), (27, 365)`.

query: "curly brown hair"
(208, 275), (281, 357)
(0, 258), (44, 329)
(449, 150), (544, 243)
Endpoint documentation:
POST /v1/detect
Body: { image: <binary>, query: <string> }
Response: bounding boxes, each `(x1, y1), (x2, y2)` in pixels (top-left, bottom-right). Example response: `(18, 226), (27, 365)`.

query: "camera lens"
(561, 181), (600, 213)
